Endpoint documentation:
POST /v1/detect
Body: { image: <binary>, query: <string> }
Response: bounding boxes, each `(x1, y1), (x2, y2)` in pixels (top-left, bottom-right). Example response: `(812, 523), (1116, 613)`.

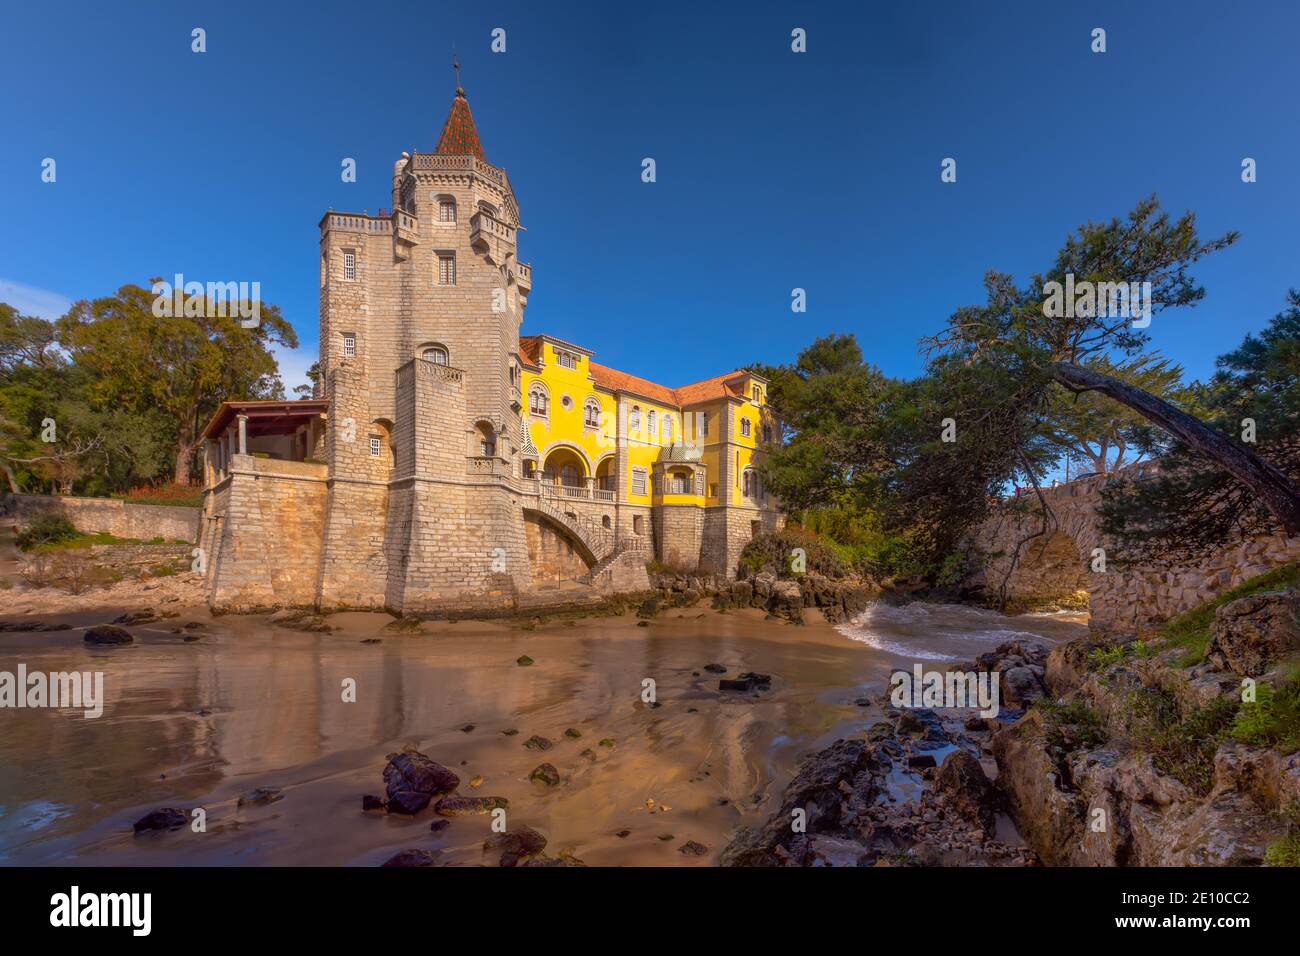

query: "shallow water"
(0, 601), (1087, 866)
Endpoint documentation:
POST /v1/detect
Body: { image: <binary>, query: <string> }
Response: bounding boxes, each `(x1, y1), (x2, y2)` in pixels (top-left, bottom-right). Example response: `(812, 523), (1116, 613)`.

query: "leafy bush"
(739, 529), (849, 579)
(15, 513), (79, 550)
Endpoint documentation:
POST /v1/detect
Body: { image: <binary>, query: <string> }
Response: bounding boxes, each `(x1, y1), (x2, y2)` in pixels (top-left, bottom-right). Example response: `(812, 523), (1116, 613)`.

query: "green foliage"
(1041, 352), (1184, 474)
(1266, 803), (1300, 867)
(1230, 681), (1300, 753)
(1130, 688), (1239, 795)
(1, 280), (297, 493)
(1088, 639), (1151, 671)
(739, 528), (848, 579)
(1158, 563), (1300, 665)
(15, 513), (78, 550)
(1032, 697), (1107, 752)
(1100, 291), (1300, 562)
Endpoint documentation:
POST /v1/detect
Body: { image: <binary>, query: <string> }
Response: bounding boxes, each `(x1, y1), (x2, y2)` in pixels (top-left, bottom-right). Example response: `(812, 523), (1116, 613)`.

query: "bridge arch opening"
(1000, 528), (1090, 613)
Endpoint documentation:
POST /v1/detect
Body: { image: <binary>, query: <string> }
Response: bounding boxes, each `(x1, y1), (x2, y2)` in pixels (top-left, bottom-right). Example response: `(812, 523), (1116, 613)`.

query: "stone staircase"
(529, 493), (616, 562)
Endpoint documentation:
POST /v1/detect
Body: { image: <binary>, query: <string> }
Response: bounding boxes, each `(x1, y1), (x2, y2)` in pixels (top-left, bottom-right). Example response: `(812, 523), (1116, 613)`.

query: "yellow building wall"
(521, 342), (617, 479)
(521, 350), (771, 510)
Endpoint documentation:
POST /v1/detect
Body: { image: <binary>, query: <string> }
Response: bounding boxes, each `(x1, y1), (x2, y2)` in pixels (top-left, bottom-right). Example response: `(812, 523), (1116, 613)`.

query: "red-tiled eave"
(202, 400), (328, 440)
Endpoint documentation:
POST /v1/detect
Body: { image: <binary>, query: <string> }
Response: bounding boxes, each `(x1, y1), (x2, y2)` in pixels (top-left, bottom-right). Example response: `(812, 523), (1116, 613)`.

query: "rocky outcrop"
(721, 708), (1034, 867)
(992, 604), (1299, 867)
(646, 570), (877, 625)
(1205, 590), (1300, 677)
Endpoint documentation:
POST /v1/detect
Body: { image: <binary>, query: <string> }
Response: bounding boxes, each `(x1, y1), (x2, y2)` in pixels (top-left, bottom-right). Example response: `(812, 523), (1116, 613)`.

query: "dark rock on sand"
(429, 819), (451, 832)
(486, 825), (548, 866)
(237, 786), (284, 808)
(530, 763), (561, 787)
(0, 621), (72, 632)
(382, 750), (460, 815)
(703, 663), (727, 674)
(84, 624), (134, 646)
(362, 794), (387, 812)
(679, 840), (709, 856)
(434, 795), (508, 816)
(524, 735), (553, 750)
(381, 849), (439, 867)
(133, 808), (187, 832)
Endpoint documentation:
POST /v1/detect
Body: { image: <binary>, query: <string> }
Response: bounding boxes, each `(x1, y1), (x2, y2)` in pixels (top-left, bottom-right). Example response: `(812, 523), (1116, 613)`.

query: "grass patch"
(1088, 639), (1152, 672)
(1158, 562), (1299, 666)
(29, 531), (141, 553)
(1266, 803), (1300, 867)
(1032, 697), (1107, 752)
(1230, 680), (1300, 753)
(1129, 687), (1239, 795)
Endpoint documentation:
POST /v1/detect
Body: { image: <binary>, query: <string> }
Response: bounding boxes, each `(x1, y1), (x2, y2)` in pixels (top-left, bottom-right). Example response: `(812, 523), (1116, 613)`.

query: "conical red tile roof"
(435, 89), (486, 161)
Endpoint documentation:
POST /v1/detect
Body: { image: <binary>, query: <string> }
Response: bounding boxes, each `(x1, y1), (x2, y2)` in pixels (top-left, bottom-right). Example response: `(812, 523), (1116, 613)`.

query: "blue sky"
(1, 0), (1296, 393)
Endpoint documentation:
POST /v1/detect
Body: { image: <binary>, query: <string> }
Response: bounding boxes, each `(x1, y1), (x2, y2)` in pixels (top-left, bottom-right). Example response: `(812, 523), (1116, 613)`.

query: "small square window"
(343, 251), (356, 280)
(343, 333), (356, 358)
(368, 436), (381, 457)
(439, 200), (456, 223)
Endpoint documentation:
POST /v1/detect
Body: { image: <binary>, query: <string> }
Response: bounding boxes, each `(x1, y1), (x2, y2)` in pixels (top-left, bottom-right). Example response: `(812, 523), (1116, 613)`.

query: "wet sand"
(0, 602), (1087, 866)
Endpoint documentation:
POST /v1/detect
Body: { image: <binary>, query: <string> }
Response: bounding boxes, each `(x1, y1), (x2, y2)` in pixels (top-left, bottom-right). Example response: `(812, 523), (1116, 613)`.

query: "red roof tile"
(435, 89), (486, 161)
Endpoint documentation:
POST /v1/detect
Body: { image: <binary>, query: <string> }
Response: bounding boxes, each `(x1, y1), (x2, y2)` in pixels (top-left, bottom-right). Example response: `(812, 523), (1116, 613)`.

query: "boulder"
(382, 751), (459, 815)
(934, 750), (997, 832)
(1205, 590), (1300, 677)
(486, 826), (548, 866)
(529, 763), (561, 787)
(84, 624), (133, 646)
(133, 808), (187, 832)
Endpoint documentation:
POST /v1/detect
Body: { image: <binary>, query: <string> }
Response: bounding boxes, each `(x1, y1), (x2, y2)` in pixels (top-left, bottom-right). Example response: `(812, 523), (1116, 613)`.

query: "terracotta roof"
(589, 362), (680, 405)
(673, 371), (747, 406)
(435, 89), (486, 161)
(589, 363), (750, 407)
(519, 335), (543, 366)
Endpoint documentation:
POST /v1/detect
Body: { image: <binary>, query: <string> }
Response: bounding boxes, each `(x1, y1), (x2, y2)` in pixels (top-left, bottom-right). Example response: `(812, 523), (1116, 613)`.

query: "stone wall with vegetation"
(4, 493), (199, 543)
(970, 472), (1300, 633)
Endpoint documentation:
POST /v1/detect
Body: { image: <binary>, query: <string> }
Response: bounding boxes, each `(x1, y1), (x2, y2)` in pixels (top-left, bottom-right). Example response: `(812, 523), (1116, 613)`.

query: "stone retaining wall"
(3, 493), (200, 544)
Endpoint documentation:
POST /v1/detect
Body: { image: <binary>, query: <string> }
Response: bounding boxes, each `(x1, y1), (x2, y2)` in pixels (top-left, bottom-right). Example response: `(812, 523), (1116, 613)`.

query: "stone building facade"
(197, 85), (782, 615)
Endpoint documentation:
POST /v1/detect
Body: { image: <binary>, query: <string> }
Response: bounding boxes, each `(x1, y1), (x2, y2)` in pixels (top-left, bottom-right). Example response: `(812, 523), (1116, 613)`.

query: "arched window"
(422, 345), (449, 365)
(529, 385), (549, 417)
(474, 421), (496, 457)
(629, 405), (641, 432)
(743, 470), (753, 497)
(740, 417), (751, 437)
(584, 399), (601, 428)
(647, 410), (657, 438)
(663, 415), (675, 442)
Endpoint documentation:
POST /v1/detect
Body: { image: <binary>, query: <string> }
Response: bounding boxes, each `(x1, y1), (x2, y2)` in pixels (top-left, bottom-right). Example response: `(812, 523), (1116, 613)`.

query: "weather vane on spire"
(453, 52), (463, 95)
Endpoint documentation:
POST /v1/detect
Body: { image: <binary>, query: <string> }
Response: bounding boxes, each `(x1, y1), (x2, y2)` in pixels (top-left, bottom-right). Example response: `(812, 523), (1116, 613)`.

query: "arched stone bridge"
(968, 468), (1299, 634)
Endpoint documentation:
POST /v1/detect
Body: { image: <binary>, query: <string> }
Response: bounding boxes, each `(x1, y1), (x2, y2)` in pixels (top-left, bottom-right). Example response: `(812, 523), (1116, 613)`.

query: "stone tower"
(315, 82), (533, 614)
